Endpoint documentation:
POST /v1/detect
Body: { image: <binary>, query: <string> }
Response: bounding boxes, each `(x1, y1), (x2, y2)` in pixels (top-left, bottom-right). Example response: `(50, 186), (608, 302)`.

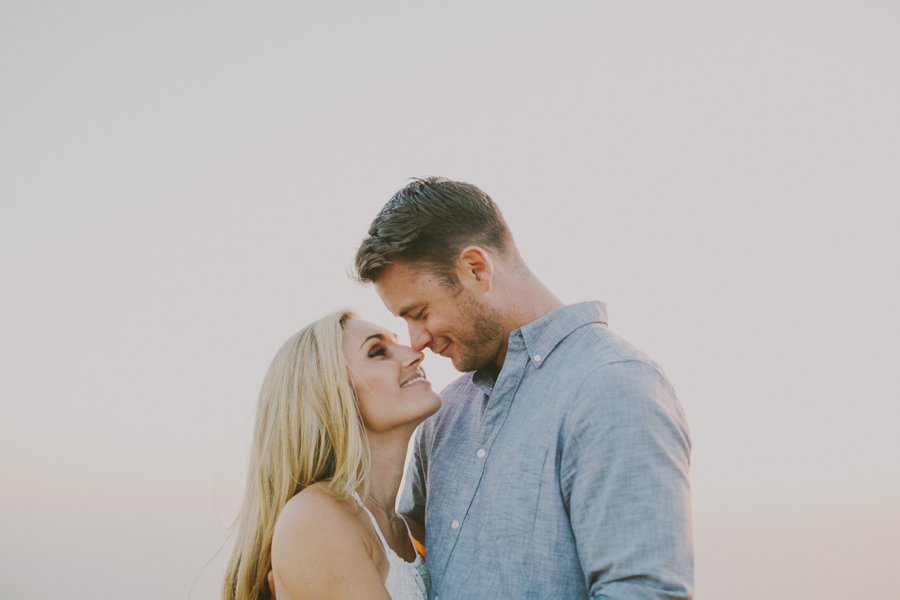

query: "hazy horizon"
(2, 1), (898, 598)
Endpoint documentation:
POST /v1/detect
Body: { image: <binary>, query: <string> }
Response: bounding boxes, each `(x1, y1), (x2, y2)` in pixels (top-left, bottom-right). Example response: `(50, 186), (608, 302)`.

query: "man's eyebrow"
(358, 332), (399, 349)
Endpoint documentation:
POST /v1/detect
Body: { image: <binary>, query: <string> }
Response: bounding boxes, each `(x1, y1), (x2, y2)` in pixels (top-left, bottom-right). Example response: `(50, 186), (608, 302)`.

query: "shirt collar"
(472, 300), (608, 393)
(472, 364), (500, 396)
(517, 301), (608, 368)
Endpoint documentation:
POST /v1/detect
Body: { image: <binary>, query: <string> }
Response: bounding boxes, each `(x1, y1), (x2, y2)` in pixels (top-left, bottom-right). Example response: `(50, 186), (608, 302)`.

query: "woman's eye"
(368, 345), (387, 358)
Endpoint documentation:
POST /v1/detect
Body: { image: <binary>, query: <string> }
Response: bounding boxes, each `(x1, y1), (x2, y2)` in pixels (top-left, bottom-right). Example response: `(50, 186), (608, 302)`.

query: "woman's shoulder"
(271, 484), (391, 598)
(275, 483), (359, 539)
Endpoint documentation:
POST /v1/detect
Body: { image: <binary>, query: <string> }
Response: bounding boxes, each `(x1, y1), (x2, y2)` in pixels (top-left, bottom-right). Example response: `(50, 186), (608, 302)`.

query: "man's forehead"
(375, 261), (435, 314)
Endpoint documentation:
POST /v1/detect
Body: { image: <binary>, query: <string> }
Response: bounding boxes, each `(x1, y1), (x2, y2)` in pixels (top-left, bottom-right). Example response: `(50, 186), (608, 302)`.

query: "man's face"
(374, 260), (506, 372)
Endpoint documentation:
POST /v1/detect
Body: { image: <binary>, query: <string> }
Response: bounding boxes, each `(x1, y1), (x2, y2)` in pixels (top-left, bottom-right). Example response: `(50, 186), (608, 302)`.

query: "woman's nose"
(402, 345), (424, 368)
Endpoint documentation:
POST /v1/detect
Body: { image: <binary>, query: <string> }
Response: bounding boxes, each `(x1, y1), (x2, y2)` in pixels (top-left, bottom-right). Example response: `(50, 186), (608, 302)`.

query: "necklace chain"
(367, 495), (399, 524)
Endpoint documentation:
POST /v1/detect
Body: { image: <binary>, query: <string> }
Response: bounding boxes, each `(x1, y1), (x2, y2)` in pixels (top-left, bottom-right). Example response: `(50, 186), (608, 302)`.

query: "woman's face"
(343, 319), (442, 434)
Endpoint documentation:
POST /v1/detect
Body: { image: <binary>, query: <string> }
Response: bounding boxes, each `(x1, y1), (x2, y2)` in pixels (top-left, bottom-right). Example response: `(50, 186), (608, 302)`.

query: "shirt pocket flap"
(487, 445), (548, 540)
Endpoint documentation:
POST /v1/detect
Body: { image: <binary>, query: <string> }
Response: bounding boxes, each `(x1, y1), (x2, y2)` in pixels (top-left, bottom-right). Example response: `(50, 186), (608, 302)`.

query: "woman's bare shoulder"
(274, 484), (359, 540)
(271, 485), (389, 599)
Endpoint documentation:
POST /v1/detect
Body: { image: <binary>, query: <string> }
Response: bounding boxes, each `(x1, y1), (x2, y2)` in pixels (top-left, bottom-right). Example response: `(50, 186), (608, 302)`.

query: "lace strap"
(350, 491), (390, 548)
(352, 491), (421, 563)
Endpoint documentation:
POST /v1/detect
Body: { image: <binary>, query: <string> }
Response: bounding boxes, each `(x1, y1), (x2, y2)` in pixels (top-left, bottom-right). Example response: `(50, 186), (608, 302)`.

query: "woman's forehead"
(343, 319), (398, 343)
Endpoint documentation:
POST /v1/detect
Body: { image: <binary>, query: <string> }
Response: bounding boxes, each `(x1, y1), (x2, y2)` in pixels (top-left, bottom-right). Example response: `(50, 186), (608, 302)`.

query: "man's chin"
(451, 353), (488, 373)
(447, 350), (469, 372)
(442, 340), (497, 372)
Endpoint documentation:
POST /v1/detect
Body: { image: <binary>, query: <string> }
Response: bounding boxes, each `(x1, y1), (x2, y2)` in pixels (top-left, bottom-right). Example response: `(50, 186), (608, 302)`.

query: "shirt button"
(451, 520), (460, 530)
(533, 354), (542, 363)
(476, 448), (486, 458)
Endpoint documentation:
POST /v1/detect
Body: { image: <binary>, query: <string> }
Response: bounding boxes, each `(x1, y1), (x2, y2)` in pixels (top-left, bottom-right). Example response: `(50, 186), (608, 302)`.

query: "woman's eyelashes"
(367, 344), (387, 359)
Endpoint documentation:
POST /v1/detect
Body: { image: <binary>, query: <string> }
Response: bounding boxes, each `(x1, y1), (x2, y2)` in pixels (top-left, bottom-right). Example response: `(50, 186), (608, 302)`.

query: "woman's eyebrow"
(359, 333), (385, 349)
(358, 332), (399, 350)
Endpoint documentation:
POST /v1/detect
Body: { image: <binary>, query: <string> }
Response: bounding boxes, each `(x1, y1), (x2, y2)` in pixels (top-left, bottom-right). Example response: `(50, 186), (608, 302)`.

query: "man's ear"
(455, 246), (494, 292)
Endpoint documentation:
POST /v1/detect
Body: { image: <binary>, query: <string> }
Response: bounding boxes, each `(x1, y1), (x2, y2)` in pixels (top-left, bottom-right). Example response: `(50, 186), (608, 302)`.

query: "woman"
(223, 310), (441, 599)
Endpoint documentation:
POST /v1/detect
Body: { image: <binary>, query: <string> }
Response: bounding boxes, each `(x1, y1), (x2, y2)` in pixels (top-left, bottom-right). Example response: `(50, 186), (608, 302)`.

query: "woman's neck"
(363, 429), (414, 510)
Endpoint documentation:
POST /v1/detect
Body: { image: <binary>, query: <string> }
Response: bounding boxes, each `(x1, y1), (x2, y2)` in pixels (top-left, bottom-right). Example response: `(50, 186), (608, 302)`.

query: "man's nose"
(402, 346), (425, 369)
(408, 323), (432, 353)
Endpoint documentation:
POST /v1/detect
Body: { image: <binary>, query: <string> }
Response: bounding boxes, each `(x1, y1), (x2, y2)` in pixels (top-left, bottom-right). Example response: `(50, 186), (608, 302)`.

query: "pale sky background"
(2, 1), (898, 599)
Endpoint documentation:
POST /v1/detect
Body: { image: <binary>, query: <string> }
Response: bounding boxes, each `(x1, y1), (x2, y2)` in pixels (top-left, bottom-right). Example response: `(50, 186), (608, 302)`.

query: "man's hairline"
(365, 256), (467, 320)
(363, 240), (509, 282)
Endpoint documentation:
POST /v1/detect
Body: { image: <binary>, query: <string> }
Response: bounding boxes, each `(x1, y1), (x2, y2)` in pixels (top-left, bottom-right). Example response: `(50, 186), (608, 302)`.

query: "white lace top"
(352, 492), (430, 600)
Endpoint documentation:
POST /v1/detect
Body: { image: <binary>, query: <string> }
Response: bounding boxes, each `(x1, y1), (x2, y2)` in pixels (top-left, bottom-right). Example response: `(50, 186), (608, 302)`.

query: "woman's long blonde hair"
(223, 310), (370, 600)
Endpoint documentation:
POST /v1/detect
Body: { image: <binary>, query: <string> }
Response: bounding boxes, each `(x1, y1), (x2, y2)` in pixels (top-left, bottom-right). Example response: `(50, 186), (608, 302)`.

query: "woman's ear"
(455, 246), (494, 292)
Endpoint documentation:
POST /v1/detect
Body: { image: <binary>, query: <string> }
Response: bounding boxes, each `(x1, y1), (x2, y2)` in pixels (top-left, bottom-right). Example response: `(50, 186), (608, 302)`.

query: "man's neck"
(492, 272), (564, 369)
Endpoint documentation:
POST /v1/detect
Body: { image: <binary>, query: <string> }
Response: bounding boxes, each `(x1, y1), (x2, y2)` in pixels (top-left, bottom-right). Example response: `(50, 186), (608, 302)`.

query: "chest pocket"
(484, 445), (548, 540)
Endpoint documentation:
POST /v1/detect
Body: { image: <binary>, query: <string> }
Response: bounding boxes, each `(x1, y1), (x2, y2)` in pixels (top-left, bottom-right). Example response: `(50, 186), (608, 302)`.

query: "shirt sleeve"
(560, 360), (694, 599)
(398, 419), (429, 528)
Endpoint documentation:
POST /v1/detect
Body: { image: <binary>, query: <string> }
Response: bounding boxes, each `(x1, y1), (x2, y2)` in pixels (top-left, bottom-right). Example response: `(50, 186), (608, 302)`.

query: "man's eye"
(368, 345), (387, 358)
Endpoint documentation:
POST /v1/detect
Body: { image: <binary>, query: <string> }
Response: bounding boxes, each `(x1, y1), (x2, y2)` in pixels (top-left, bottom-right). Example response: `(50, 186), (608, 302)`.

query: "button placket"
(438, 335), (529, 580)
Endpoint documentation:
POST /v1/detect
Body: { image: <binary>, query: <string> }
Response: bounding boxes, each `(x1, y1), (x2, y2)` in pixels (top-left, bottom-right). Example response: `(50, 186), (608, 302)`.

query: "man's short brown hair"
(354, 177), (511, 284)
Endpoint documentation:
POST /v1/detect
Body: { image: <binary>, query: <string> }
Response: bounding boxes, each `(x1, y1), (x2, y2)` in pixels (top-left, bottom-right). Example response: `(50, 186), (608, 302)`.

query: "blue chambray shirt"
(399, 301), (693, 599)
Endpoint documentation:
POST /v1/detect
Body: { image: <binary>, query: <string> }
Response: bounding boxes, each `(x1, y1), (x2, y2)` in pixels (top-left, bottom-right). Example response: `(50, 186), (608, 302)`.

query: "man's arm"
(561, 360), (694, 599)
(398, 422), (429, 545)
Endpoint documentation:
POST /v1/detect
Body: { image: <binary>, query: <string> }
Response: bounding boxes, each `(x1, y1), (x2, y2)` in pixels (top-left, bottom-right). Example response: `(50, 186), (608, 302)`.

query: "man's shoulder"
(561, 321), (661, 376)
(553, 324), (685, 420)
(560, 326), (686, 431)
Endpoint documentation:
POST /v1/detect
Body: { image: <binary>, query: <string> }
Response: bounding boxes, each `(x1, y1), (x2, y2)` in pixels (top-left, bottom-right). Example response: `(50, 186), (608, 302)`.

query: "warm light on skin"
(373, 259), (508, 373)
(342, 319), (442, 435)
(3, 2), (898, 599)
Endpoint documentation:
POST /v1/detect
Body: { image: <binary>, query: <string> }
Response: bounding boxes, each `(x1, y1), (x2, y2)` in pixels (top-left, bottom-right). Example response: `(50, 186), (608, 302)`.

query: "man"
(354, 177), (693, 599)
